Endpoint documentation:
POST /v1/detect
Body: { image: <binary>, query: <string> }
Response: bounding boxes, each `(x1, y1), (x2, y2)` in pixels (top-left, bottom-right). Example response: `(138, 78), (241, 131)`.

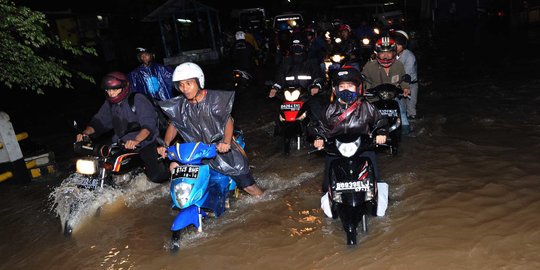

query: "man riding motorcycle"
(268, 37), (327, 153)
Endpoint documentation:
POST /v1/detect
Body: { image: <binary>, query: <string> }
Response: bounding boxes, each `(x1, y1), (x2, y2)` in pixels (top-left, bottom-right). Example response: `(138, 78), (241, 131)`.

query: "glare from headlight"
(285, 89), (301, 101)
(335, 37), (342, 44)
(174, 182), (193, 208)
(362, 38), (370, 45)
(331, 54), (343, 63)
(76, 159), (97, 175)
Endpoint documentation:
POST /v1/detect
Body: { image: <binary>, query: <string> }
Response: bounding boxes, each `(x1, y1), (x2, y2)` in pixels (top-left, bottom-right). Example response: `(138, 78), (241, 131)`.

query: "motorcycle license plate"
(77, 178), (100, 189)
(172, 165), (200, 179)
(335, 181), (369, 192)
(281, 103), (301, 111)
(379, 109), (398, 117)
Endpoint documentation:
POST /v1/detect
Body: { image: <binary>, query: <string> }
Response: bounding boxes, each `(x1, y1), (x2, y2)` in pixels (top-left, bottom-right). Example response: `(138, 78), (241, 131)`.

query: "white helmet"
(235, 31), (245, 40)
(172, 62), (205, 89)
(394, 30), (409, 40)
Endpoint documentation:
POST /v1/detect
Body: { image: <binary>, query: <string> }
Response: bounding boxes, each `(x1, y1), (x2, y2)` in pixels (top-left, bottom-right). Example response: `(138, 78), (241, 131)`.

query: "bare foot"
(243, 184), (264, 196)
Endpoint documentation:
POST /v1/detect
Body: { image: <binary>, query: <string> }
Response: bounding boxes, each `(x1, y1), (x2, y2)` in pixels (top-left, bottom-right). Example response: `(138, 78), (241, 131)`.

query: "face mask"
(336, 89), (358, 104)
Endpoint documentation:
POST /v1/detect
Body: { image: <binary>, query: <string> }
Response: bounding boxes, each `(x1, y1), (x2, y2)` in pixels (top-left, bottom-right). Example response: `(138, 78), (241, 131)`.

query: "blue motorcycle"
(165, 133), (245, 251)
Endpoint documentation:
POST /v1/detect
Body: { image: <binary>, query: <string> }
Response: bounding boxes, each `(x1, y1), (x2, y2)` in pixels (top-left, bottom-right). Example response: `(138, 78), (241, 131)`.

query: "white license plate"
(281, 103), (301, 111)
(172, 165), (200, 179)
(335, 181), (368, 192)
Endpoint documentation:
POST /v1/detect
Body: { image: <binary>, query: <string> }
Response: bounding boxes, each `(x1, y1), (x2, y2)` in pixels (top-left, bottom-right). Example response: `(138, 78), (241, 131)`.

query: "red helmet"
(338, 24), (351, 33)
(101, 71), (130, 103)
(375, 36), (397, 68)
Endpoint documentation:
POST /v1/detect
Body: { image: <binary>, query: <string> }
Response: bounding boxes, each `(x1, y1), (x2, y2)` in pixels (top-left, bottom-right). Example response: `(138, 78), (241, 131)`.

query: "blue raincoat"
(128, 63), (175, 101)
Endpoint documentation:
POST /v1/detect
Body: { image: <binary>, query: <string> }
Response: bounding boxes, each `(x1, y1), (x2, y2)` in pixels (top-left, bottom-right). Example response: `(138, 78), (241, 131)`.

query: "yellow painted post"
(0, 171), (14, 183)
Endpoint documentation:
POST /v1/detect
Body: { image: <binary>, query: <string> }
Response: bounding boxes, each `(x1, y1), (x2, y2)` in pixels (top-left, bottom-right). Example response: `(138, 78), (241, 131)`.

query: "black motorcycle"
(317, 133), (382, 245)
(363, 75), (410, 156)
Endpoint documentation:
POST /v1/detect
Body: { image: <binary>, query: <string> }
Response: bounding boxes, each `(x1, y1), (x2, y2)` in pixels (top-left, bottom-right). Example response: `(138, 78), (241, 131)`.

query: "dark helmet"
(136, 47), (155, 63)
(374, 36), (397, 68)
(332, 66), (363, 103)
(338, 24), (351, 33)
(290, 38), (306, 55)
(332, 66), (362, 87)
(101, 71), (130, 104)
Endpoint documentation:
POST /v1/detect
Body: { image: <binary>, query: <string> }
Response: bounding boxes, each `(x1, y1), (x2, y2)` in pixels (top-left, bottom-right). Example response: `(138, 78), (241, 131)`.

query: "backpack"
(125, 93), (169, 137)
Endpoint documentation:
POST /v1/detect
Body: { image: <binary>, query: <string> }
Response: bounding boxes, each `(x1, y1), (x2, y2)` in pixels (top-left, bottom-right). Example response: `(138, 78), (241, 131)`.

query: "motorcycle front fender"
(171, 205), (201, 232)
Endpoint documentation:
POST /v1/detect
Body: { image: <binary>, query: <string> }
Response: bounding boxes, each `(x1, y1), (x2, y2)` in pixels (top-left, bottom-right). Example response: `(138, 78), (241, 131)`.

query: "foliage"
(0, 0), (97, 94)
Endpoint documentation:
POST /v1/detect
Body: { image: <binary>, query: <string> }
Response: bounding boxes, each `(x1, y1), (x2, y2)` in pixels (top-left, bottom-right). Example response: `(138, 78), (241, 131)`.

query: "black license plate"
(172, 165), (200, 179)
(77, 178), (100, 190)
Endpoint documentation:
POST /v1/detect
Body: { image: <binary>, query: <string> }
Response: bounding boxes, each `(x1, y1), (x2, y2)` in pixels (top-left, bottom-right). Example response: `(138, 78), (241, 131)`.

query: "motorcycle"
(272, 86), (309, 154)
(52, 136), (144, 236)
(231, 69), (253, 90)
(164, 132), (245, 251)
(315, 133), (388, 245)
(363, 75), (410, 156)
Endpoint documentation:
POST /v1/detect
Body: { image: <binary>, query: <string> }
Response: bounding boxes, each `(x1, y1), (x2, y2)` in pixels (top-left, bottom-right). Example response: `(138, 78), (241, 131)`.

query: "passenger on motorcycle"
(392, 30), (420, 120)
(128, 47), (175, 102)
(362, 36), (411, 133)
(331, 24), (361, 70)
(75, 71), (170, 183)
(157, 62), (264, 196)
(311, 67), (388, 192)
(230, 30), (257, 74)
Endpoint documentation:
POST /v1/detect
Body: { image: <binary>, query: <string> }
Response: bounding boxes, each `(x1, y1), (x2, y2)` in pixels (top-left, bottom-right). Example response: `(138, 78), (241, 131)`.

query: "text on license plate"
(281, 103), (301, 111)
(172, 165), (200, 179)
(379, 109), (398, 117)
(335, 181), (368, 192)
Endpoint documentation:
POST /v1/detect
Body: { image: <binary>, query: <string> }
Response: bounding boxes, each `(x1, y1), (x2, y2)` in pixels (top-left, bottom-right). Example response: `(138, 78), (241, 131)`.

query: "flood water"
(1, 28), (540, 270)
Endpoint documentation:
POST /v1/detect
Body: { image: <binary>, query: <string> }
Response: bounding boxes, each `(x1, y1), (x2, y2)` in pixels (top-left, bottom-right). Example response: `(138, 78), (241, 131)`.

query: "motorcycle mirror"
(73, 120), (79, 131)
(360, 74), (372, 84)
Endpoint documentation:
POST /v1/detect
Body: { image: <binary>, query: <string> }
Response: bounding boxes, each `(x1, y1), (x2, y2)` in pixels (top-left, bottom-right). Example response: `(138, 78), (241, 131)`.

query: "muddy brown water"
(2, 28), (540, 270)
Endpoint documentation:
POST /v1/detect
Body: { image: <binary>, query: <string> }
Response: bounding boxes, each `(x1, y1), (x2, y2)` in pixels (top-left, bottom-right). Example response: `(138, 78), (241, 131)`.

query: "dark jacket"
(309, 97), (388, 140)
(89, 93), (158, 148)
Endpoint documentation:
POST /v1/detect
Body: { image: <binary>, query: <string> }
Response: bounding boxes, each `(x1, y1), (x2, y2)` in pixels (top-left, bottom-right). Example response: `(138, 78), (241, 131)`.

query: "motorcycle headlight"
(284, 89), (301, 101)
(335, 37), (342, 44)
(336, 139), (361, 157)
(76, 158), (98, 175)
(373, 28), (380, 35)
(331, 54), (344, 63)
(362, 38), (370, 45)
(174, 182), (193, 208)
(379, 90), (396, 100)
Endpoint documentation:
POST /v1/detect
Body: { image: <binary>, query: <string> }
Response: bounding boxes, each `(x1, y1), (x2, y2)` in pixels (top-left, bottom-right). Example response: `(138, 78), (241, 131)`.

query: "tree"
(0, 0), (97, 94)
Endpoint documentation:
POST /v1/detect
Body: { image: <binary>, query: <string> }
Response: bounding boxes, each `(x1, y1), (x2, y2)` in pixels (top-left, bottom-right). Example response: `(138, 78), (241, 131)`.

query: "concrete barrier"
(0, 111), (30, 184)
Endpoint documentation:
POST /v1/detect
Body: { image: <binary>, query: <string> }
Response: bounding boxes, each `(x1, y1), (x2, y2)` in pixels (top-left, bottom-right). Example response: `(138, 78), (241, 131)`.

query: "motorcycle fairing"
(330, 156), (377, 207)
(280, 101), (304, 122)
(200, 170), (235, 217)
(170, 164), (210, 209)
(112, 153), (141, 174)
(166, 142), (217, 165)
(171, 204), (204, 231)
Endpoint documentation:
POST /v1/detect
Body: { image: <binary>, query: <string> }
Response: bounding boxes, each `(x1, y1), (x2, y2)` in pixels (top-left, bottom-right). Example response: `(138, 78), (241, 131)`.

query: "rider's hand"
(402, 88), (411, 97)
(124, 139), (139, 150)
(375, 135), (387, 145)
(310, 87), (319, 96)
(75, 133), (86, 142)
(157, 146), (167, 158)
(314, 139), (324, 150)
(269, 88), (277, 98)
(217, 142), (231, 153)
